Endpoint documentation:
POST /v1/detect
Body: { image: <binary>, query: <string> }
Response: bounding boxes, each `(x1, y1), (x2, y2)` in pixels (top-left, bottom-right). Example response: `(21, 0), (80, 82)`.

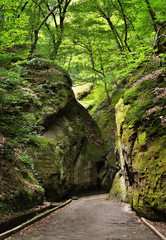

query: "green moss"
(34, 137), (58, 148)
(0, 156), (44, 215)
(109, 173), (126, 201)
(131, 138), (166, 220)
(138, 131), (146, 146)
(127, 66), (146, 85)
(83, 142), (105, 163)
(0, 187), (44, 214)
(96, 108), (116, 140)
(115, 69), (165, 220)
(121, 123), (136, 144)
(159, 135), (166, 145)
(111, 88), (124, 108)
(132, 191), (165, 220)
(115, 98), (130, 135)
(30, 137), (62, 163)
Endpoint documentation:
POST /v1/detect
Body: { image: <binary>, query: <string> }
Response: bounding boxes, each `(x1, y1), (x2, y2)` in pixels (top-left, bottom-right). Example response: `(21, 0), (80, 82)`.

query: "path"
(7, 194), (160, 240)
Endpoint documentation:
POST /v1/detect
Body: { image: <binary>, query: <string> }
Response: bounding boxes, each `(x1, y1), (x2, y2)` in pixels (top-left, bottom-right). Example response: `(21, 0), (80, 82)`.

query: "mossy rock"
(0, 152), (44, 217)
(73, 83), (94, 100)
(123, 71), (165, 138)
(115, 98), (131, 136)
(125, 134), (166, 220)
(28, 99), (111, 201)
(114, 69), (166, 220)
(109, 171), (126, 201)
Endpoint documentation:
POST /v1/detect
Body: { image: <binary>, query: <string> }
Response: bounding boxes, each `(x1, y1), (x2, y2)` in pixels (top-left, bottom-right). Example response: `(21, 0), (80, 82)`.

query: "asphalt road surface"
(8, 194), (160, 240)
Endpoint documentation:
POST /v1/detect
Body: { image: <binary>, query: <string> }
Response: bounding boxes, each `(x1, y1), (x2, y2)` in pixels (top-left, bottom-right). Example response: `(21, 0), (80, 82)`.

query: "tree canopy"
(0, 0), (165, 83)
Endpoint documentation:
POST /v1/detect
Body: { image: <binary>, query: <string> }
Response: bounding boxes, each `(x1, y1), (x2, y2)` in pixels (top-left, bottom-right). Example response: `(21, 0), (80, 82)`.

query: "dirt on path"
(7, 194), (160, 240)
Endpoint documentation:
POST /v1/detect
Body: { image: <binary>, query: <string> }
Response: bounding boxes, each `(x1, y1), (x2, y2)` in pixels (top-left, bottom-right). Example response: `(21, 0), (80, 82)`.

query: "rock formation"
(0, 58), (111, 222)
(25, 59), (111, 201)
(110, 69), (166, 220)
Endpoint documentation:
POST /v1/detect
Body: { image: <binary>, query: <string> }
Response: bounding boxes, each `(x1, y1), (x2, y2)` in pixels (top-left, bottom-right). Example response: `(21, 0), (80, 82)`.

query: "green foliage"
(0, 0), (165, 79)
(18, 151), (33, 168)
(159, 53), (166, 65)
(83, 142), (105, 163)
(56, 0), (165, 91)
(0, 68), (37, 141)
(25, 58), (55, 70)
(0, 0), (31, 65)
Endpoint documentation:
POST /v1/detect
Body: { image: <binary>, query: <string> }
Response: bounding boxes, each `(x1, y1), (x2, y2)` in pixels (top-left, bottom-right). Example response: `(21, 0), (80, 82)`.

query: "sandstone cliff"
(110, 69), (166, 220)
(0, 58), (111, 223)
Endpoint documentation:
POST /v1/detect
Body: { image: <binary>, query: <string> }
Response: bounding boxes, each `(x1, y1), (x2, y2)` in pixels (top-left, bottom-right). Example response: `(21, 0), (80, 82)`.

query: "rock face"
(30, 98), (110, 201)
(28, 62), (110, 201)
(23, 59), (111, 201)
(110, 69), (166, 220)
(0, 58), (111, 220)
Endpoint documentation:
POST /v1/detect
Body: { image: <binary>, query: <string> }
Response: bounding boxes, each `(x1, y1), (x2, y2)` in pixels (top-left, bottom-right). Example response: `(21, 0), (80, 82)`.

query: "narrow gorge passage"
(8, 194), (160, 240)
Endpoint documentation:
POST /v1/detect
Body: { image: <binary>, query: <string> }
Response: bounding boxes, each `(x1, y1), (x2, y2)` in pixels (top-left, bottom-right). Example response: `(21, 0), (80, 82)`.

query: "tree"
(29, 0), (63, 56)
(0, 0), (165, 69)
(29, 0), (72, 58)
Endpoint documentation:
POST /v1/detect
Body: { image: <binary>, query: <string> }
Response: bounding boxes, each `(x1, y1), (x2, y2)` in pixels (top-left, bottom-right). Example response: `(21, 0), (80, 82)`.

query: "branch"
(154, 23), (166, 45)
(144, 0), (158, 32)
(110, 0), (142, 43)
(43, 0), (58, 28)
(32, 0), (55, 37)
(60, 0), (72, 31)
(91, 66), (105, 76)
(117, 0), (131, 52)
(17, 1), (28, 18)
(29, 0), (64, 56)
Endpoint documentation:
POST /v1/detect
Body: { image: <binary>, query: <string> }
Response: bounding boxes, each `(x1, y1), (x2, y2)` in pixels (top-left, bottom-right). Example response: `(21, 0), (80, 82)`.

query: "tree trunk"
(82, 49), (86, 69)
(117, 0), (131, 52)
(98, 50), (111, 104)
(144, 0), (158, 32)
(53, 37), (62, 59)
(106, 17), (124, 52)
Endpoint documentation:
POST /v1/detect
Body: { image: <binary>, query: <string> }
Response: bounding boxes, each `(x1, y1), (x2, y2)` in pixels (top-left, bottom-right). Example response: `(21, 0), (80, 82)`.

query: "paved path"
(8, 194), (160, 240)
